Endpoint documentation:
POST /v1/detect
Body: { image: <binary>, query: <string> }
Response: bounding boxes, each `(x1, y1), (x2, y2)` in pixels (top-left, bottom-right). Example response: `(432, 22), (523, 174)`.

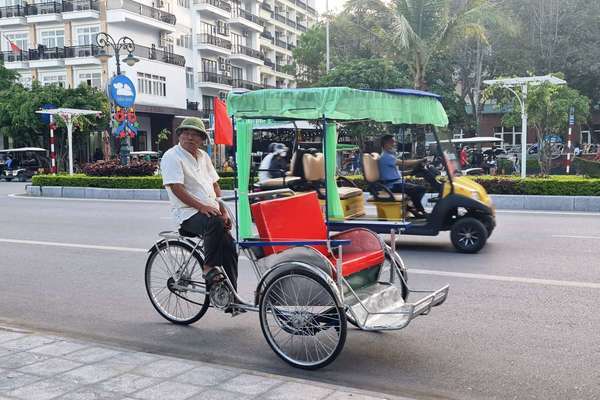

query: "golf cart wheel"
(450, 217), (488, 253)
(259, 268), (346, 370)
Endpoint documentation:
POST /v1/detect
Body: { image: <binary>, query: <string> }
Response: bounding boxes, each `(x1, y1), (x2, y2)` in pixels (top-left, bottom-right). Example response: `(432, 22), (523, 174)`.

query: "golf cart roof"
(228, 87), (449, 127)
(437, 137), (503, 144)
(0, 147), (47, 153)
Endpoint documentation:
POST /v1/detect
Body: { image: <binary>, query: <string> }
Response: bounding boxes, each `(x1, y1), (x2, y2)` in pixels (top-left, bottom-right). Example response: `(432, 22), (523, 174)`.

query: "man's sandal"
(202, 268), (226, 290)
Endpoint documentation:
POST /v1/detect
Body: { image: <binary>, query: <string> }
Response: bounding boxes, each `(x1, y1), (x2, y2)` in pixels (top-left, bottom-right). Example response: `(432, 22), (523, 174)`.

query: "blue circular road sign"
(108, 75), (136, 108)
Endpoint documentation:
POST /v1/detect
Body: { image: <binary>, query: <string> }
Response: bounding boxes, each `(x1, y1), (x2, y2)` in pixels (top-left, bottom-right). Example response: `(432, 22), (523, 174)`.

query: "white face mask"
(280, 152), (287, 157)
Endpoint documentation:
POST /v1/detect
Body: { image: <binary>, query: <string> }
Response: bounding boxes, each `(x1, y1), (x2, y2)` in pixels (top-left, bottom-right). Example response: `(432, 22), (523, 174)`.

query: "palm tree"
(346, 0), (490, 90)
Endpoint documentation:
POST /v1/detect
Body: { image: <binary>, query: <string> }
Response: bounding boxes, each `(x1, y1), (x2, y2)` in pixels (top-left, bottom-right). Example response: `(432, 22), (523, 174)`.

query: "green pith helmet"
(176, 117), (207, 136)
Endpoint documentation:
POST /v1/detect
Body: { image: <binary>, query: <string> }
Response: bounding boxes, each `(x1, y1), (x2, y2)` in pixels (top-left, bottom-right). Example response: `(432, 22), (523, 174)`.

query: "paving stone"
(18, 357), (83, 377)
(1, 336), (56, 351)
(63, 347), (122, 363)
(217, 373), (284, 396)
(95, 373), (160, 395)
(262, 381), (334, 400)
(132, 358), (195, 378)
(0, 371), (41, 391)
(31, 341), (88, 357)
(0, 331), (28, 344)
(6, 377), (80, 400)
(0, 346), (15, 358)
(0, 351), (50, 369)
(96, 351), (159, 372)
(54, 386), (121, 400)
(131, 381), (203, 400)
(187, 388), (253, 400)
(173, 364), (240, 387)
(327, 391), (395, 400)
(59, 364), (122, 385)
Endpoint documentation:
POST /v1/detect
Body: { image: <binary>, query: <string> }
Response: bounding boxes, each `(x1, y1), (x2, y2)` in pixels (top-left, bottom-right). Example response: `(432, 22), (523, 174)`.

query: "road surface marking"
(552, 235), (600, 240)
(0, 238), (147, 253)
(496, 210), (600, 216)
(8, 193), (165, 204)
(410, 268), (600, 290)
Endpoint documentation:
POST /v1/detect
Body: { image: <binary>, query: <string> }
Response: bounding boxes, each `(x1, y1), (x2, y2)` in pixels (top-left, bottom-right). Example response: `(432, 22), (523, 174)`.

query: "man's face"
(179, 129), (206, 150)
(384, 138), (396, 151)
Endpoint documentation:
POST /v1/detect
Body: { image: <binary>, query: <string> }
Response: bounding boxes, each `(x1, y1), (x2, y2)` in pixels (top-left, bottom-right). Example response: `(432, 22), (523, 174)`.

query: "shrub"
(82, 160), (157, 177)
(32, 175), (236, 190)
(573, 157), (600, 178)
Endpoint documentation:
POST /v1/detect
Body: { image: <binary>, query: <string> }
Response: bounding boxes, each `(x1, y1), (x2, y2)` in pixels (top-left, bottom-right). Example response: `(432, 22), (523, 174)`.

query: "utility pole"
(326, 0), (330, 72)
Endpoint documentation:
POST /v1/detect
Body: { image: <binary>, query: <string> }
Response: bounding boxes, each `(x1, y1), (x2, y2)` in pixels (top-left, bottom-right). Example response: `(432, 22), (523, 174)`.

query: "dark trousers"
(180, 213), (238, 290)
(388, 182), (426, 213)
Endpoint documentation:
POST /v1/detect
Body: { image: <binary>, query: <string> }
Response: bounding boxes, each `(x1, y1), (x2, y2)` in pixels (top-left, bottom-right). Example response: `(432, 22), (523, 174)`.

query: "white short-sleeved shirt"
(161, 144), (220, 224)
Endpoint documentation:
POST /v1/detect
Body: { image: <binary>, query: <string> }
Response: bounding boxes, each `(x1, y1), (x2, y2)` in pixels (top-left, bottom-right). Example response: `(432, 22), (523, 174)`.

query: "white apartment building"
(0, 0), (316, 153)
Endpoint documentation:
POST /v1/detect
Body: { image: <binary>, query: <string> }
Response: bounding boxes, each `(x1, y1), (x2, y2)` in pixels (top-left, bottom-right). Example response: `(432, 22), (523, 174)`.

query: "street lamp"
(95, 32), (139, 164)
(95, 32), (138, 75)
(483, 75), (566, 178)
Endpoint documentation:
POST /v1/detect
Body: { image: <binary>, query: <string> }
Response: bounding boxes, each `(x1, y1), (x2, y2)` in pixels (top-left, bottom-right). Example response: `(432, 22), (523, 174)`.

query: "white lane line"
(8, 193), (165, 204)
(552, 235), (600, 240)
(496, 210), (600, 216)
(410, 268), (600, 290)
(0, 238), (147, 253)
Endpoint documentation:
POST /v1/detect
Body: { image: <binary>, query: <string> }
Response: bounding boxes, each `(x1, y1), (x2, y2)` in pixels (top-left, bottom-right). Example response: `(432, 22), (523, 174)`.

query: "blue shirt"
(379, 150), (401, 184)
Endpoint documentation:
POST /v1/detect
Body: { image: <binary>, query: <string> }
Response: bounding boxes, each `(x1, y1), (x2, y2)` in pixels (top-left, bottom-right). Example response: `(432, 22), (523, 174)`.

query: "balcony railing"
(186, 100), (199, 110)
(287, 43), (296, 51)
(275, 63), (294, 74)
(1, 44), (184, 67)
(264, 58), (275, 68)
(199, 72), (232, 85)
(275, 38), (287, 49)
(232, 44), (264, 60)
(261, 31), (274, 41)
(296, 0), (306, 8)
(273, 13), (285, 23)
(135, 44), (186, 66)
(107, 0), (176, 25)
(231, 79), (263, 91)
(297, 22), (306, 32)
(194, 0), (231, 12)
(261, 2), (272, 12)
(62, 0), (100, 12)
(233, 7), (259, 24)
(196, 34), (232, 50)
(25, 1), (62, 16)
(307, 5), (316, 15)
(0, 4), (26, 17)
(286, 18), (296, 28)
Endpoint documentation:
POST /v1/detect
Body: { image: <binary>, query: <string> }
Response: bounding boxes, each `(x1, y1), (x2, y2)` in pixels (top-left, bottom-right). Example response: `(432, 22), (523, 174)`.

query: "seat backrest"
(302, 152), (325, 181)
(362, 153), (380, 183)
(251, 191), (328, 257)
(290, 147), (317, 178)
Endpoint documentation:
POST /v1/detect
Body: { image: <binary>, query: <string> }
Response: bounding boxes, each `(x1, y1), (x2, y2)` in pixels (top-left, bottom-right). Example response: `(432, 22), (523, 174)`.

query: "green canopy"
(228, 86), (449, 127)
(229, 87), (449, 239)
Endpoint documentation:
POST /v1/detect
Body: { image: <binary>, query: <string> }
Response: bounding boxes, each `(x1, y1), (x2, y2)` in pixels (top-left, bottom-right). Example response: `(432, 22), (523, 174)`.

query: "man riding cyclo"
(160, 117), (238, 299)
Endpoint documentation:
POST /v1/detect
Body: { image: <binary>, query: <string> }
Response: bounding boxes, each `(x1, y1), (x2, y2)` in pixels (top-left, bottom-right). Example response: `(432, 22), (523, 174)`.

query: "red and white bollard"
(49, 116), (57, 175)
(566, 107), (574, 174)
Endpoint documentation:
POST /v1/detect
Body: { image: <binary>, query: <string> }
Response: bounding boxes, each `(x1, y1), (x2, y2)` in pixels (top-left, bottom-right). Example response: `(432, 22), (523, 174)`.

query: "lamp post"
(483, 75), (566, 178)
(95, 32), (139, 164)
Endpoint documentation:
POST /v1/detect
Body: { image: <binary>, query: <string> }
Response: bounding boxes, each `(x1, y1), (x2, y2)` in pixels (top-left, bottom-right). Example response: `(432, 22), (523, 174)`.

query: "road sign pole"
(521, 84), (528, 178)
(49, 115), (56, 175)
(566, 106), (575, 174)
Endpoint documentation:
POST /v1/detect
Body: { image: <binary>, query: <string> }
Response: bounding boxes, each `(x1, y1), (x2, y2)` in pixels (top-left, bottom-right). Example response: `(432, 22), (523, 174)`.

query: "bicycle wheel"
(259, 267), (346, 370)
(145, 240), (209, 325)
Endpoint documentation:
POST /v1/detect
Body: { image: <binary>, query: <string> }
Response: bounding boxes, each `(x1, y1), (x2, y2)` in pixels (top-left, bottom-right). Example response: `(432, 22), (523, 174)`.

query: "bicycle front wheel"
(145, 240), (209, 324)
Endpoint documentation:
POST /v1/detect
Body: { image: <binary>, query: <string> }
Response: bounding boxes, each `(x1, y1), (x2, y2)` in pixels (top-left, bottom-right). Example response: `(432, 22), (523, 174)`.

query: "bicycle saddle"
(178, 228), (198, 238)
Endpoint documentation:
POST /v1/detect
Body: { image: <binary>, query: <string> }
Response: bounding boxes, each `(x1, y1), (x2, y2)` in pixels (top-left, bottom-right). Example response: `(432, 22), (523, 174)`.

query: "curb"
(24, 185), (600, 212)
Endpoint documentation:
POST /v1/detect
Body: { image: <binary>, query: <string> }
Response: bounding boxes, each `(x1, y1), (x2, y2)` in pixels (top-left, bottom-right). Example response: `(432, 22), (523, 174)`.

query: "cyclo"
(144, 87), (449, 370)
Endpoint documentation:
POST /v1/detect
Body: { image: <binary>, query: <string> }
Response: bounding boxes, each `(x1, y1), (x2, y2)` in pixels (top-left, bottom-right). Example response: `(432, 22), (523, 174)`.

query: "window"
(202, 22), (217, 36)
(202, 95), (214, 113)
(41, 73), (67, 87)
(202, 58), (217, 74)
(231, 66), (243, 80)
(3, 32), (28, 52)
(137, 73), (166, 96)
(176, 0), (189, 7)
(494, 126), (522, 146)
(76, 25), (100, 46)
(40, 29), (64, 48)
(176, 33), (192, 49)
(231, 33), (242, 48)
(185, 67), (193, 89)
(77, 71), (101, 89)
(18, 74), (32, 88)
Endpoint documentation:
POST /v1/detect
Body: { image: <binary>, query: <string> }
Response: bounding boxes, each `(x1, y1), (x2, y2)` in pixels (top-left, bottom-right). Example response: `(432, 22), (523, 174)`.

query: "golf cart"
(228, 87), (496, 253)
(0, 147), (49, 182)
(435, 136), (505, 175)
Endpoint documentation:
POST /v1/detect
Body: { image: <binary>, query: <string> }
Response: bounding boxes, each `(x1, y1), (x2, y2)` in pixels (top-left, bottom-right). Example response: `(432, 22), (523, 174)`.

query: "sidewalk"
(0, 325), (412, 400)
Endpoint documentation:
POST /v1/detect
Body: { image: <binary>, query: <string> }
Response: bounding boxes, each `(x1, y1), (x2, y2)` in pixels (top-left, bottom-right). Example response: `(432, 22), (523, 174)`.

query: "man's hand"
(198, 204), (221, 217)
(221, 214), (232, 231)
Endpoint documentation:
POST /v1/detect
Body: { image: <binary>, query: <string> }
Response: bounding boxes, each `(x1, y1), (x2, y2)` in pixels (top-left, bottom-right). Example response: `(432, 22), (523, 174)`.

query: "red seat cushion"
(251, 192), (384, 277)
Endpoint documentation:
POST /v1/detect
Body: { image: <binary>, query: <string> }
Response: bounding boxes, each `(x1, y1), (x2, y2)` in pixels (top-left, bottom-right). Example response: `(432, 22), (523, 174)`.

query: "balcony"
(196, 34), (232, 56)
(231, 79), (263, 91)
(198, 71), (232, 91)
(287, 43), (296, 51)
(275, 63), (294, 76)
(296, 0), (306, 7)
(286, 18), (296, 29)
(0, 50), (29, 69)
(261, 2), (272, 12)
(26, 1), (63, 23)
(263, 58), (275, 69)
(186, 100), (199, 110)
(273, 13), (285, 24)
(0, 5), (26, 26)
(107, 0), (176, 33)
(307, 5), (316, 15)
(28, 46), (66, 68)
(297, 22), (306, 32)
(64, 44), (101, 66)
(230, 44), (264, 66)
(135, 44), (186, 66)
(230, 8), (262, 32)
(62, 0), (100, 20)
(193, 0), (231, 19)
(275, 38), (288, 50)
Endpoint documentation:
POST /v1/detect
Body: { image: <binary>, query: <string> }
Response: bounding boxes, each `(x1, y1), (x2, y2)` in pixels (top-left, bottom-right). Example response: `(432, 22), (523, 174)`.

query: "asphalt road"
(1, 181), (599, 400)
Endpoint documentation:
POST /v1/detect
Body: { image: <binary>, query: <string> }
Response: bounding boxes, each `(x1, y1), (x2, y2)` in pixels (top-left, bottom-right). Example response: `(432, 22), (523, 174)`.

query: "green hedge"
(32, 174), (600, 196)
(573, 157), (600, 178)
(32, 175), (236, 190)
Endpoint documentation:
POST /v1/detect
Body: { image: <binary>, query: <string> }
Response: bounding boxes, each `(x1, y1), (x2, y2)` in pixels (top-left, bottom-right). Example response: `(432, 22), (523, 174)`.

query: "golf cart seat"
(362, 153), (409, 220)
(251, 191), (384, 281)
(254, 150), (311, 191)
(302, 152), (365, 218)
